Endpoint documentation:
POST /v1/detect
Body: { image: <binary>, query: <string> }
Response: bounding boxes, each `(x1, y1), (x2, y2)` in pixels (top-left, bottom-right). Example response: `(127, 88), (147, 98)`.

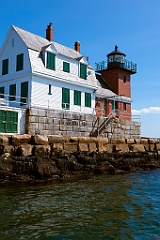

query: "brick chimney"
(74, 41), (80, 53)
(46, 23), (54, 41)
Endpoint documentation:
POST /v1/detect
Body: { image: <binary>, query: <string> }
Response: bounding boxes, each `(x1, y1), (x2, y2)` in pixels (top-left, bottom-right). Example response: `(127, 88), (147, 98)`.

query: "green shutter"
(85, 92), (91, 107)
(0, 110), (18, 133)
(21, 81), (28, 105)
(80, 63), (87, 79)
(6, 111), (18, 133)
(47, 52), (55, 70)
(74, 90), (81, 106)
(16, 54), (23, 71)
(0, 86), (5, 98)
(2, 59), (8, 75)
(9, 84), (16, 101)
(62, 88), (70, 109)
(63, 62), (70, 72)
(0, 110), (6, 132)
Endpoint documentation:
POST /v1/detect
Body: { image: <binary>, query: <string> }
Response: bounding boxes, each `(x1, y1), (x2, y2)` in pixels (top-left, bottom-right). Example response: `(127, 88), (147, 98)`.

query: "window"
(74, 90), (81, 106)
(0, 86), (5, 98)
(48, 84), (52, 95)
(9, 84), (16, 101)
(16, 53), (23, 71)
(112, 101), (118, 111)
(124, 103), (127, 112)
(63, 62), (70, 73)
(21, 81), (28, 105)
(62, 87), (70, 109)
(85, 92), (91, 107)
(2, 59), (9, 75)
(123, 75), (126, 84)
(80, 63), (87, 79)
(47, 52), (55, 70)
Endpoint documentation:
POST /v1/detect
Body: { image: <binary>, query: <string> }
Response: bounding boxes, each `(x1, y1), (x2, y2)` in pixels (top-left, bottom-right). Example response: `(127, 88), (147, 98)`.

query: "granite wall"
(25, 108), (141, 139)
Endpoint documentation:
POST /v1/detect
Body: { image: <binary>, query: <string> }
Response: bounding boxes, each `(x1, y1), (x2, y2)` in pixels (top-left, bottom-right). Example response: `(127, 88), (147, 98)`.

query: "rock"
(33, 135), (48, 145)
(16, 144), (32, 157)
(126, 139), (135, 144)
(64, 143), (77, 153)
(48, 135), (64, 144)
(0, 135), (9, 145)
(113, 144), (129, 152)
(79, 143), (88, 152)
(11, 134), (31, 145)
(52, 143), (64, 154)
(111, 139), (126, 144)
(129, 144), (145, 152)
(32, 145), (50, 156)
(88, 142), (97, 152)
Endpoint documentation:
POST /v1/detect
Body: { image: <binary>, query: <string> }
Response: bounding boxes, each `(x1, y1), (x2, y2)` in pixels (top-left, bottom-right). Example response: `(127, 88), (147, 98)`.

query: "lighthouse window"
(124, 103), (127, 112)
(123, 75), (126, 84)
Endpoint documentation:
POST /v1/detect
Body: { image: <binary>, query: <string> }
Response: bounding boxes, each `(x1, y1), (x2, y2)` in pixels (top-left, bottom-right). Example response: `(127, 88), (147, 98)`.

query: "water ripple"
(0, 170), (160, 239)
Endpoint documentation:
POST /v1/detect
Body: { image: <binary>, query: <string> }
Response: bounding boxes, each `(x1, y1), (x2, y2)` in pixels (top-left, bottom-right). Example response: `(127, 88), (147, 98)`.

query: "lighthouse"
(95, 46), (137, 121)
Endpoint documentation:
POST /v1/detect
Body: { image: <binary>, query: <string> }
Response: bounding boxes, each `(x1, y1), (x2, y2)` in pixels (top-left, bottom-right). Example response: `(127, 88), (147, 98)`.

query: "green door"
(0, 110), (18, 133)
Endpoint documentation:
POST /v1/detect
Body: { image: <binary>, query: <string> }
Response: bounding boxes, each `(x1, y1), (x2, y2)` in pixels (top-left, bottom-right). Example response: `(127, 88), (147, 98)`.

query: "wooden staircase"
(90, 110), (119, 137)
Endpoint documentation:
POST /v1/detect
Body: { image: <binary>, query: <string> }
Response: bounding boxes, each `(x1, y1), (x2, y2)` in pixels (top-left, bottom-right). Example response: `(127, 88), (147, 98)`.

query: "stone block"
(111, 139), (126, 144)
(16, 144), (32, 156)
(38, 109), (46, 117)
(135, 139), (141, 144)
(33, 135), (49, 145)
(140, 138), (149, 144)
(33, 145), (50, 156)
(48, 135), (64, 144)
(52, 143), (64, 153)
(126, 139), (135, 144)
(155, 143), (160, 151)
(64, 143), (77, 153)
(79, 143), (88, 152)
(96, 137), (109, 144)
(149, 144), (155, 151)
(1, 145), (14, 155)
(88, 142), (97, 152)
(72, 126), (80, 132)
(114, 144), (129, 152)
(129, 144), (145, 152)
(0, 135), (9, 145)
(148, 138), (157, 144)
(97, 143), (107, 152)
(11, 134), (31, 145)
(105, 144), (113, 153)
(69, 137), (79, 143)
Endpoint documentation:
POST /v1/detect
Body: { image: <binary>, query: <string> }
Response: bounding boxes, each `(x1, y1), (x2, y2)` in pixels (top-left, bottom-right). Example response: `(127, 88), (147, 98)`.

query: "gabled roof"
(13, 25), (83, 60)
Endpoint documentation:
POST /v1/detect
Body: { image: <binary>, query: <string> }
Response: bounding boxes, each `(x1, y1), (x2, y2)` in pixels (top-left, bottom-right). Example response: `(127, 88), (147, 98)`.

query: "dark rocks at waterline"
(0, 151), (160, 182)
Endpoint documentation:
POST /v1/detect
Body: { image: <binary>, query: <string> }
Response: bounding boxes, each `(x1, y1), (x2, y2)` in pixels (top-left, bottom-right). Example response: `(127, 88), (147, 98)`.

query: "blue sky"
(0, 0), (160, 138)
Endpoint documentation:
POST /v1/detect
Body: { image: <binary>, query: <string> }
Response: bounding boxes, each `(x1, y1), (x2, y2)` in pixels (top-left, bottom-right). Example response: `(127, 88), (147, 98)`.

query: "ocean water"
(0, 170), (160, 240)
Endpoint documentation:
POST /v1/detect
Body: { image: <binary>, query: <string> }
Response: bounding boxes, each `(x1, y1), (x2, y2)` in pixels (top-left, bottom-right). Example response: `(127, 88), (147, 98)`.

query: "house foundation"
(26, 108), (141, 139)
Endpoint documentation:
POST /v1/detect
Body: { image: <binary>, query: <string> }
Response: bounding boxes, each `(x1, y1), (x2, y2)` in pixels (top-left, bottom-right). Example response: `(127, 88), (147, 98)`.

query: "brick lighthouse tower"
(96, 46), (137, 121)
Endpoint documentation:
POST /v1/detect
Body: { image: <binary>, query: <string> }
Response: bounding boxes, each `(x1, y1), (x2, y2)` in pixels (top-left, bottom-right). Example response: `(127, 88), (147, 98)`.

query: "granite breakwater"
(0, 134), (160, 182)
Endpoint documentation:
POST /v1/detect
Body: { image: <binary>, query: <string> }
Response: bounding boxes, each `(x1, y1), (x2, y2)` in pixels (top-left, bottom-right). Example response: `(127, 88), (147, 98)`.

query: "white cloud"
(132, 107), (160, 115)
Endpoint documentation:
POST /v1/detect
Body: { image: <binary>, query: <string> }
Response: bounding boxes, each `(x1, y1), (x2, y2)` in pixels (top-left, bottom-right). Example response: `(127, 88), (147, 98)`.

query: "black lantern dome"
(107, 45), (126, 69)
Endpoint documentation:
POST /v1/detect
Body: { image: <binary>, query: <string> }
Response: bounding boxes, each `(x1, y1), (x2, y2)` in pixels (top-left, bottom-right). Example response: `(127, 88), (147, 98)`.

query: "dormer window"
(47, 52), (55, 70)
(80, 63), (87, 80)
(63, 61), (70, 73)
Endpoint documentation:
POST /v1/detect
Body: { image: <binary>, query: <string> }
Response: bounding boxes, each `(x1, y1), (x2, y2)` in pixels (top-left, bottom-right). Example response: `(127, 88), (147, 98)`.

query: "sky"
(0, 0), (160, 138)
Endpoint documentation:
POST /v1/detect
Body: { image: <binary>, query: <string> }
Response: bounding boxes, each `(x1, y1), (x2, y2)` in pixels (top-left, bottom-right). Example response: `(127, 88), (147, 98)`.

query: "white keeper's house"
(0, 23), (140, 138)
(0, 23), (99, 134)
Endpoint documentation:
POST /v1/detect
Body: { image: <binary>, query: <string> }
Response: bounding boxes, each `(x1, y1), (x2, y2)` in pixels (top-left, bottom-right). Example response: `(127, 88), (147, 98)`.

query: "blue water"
(0, 170), (160, 239)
